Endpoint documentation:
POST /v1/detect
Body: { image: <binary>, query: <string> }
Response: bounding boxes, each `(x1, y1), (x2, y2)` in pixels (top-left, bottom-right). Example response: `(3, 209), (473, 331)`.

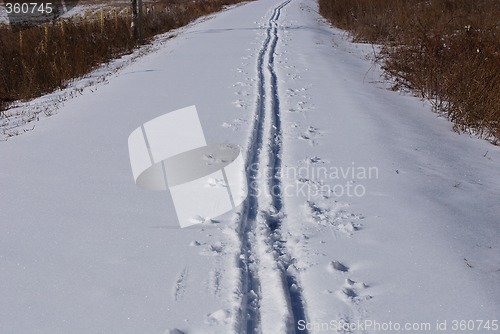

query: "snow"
(1, 0), (499, 333)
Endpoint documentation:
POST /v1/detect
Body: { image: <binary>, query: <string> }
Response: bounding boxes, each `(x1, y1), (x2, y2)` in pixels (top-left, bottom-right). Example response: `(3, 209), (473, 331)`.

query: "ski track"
(235, 1), (308, 333)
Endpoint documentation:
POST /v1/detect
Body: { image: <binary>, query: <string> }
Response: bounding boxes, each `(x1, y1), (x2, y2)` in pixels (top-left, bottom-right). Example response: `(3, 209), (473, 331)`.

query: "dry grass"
(0, 0), (248, 112)
(0, 16), (134, 103)
(319, 0), (500, 143)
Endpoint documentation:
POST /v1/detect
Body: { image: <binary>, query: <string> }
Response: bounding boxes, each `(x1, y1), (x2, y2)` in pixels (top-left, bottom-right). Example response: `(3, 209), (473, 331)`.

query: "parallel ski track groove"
(266, 3), (309, 333)
(236, 1), (308, 333)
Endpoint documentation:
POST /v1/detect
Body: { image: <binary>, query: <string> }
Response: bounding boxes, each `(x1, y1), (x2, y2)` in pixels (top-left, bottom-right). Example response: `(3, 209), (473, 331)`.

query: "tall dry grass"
(0, 0), (248, 112)
(0, 16), (134, 104)
(319, 0), (500, 143)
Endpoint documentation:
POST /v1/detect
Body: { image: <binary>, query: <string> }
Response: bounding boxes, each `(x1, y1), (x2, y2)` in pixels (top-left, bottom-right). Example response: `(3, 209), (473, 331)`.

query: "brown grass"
(319, 0), (500, 143)
(0, 0), (248, 112)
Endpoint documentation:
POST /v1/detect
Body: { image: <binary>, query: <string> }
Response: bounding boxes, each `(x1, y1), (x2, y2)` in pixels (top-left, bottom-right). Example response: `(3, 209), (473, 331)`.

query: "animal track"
(205, 309), (231, 325)
(304, 156), (326, 164)
(304, 199), (365, 243)
(165, 328), (185, 334)
(233, 81), (249, 88)
(201, 241), (225, 256)
(337, 278), (372, 304)
(305, 201), (362, 234)
(325, 260), (372, 304)
(235, 90), (250, 97)
(346, 278), (368, 289)
(298, 125), (322, 145)
(221, 117), (247, 131)
(286, 87), (307, 97)
(328, 260), (349, 273)
(232, 99), (248, 108)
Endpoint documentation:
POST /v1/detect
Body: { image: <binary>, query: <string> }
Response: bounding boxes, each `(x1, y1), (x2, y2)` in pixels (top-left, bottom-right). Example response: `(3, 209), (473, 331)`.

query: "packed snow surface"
(1, 0), (499, 333)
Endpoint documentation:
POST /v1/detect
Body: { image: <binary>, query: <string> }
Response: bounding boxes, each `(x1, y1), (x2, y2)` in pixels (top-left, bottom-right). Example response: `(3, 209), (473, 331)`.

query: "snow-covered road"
(1, 1), (499, 333)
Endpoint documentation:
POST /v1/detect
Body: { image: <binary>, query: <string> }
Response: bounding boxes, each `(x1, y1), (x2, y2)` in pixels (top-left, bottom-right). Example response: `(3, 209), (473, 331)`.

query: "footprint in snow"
(201, 242), (224, 256)
(298, 135), (317, 146)
(205, 177), (227, 188)
(231, 99), (247, 108)
(222, 118), (247, 131)
(205, 309), (231, 325)
(233, 81), (248, 87)
(286, 88), (306, 97)
(328, 260), (349, 273)
(298, 126), (322, 146)
(306, 125), (321, 135)
(337, 221), (362, 235)
(164, 329), (185, 334)
(346, 278), (368, 289)
(336, 278), (372, 304)
(235, 90), (249, 97)
(306, 200), (363, 236)
(304, 156), (325, 164)
(305, 201), (345, 226)
(287, 73), (301, 80)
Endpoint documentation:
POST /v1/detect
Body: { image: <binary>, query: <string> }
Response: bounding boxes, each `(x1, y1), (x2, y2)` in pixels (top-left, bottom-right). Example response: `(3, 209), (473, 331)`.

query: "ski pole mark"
(173, 267), (189, 302)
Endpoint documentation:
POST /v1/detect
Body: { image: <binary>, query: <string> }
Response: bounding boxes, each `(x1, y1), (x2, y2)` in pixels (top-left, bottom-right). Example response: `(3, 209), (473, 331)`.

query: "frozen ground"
(1, 0), (499, 333)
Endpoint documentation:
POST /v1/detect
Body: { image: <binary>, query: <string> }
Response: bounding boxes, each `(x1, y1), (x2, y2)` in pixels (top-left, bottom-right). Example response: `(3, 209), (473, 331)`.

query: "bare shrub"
(319, 0), (500, 143)
(0, 0), (248, 114)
